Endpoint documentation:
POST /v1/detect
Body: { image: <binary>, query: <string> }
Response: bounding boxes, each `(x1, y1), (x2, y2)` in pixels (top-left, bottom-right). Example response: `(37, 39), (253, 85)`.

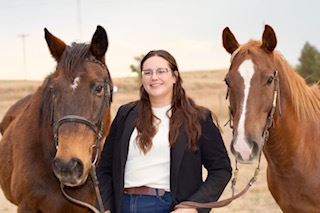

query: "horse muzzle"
(52, 157), (86, 186)
(231, 137), (260, 164)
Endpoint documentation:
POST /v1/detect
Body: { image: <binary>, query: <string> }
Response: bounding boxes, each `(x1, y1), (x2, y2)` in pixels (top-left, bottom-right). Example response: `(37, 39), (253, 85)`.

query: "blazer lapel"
(120, 106), (138, 170)
(170, 130), (187, 195)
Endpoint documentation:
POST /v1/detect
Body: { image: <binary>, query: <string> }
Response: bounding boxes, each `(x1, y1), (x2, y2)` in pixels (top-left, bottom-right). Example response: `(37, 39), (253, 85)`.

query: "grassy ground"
(0, 70), (282, 212)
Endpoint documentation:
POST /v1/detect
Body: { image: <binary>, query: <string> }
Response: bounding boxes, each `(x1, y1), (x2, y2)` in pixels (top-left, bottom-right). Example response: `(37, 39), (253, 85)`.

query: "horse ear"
(90, 25), (108, 62)
(222, 27), (240, 54)
(261, 25), (277, 53)
(44, 28), (66, 61)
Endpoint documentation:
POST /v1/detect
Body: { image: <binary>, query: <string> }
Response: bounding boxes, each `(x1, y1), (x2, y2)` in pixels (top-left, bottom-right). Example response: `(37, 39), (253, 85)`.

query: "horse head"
(222, 25), (280, 163)
(44, 26), (112, 186)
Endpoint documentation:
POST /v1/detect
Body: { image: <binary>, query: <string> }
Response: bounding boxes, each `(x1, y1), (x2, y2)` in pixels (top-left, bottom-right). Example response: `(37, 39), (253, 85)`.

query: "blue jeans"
(121, 191), (172, 213)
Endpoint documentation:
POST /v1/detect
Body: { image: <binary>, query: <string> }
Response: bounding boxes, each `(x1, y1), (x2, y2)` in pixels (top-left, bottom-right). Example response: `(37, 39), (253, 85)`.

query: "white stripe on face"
(234, 59), (254, 161)
(71, 77), (81, 91)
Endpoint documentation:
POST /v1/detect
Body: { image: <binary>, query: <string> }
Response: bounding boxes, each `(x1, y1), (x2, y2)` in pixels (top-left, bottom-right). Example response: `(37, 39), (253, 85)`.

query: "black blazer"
(97, 102), (232, 213)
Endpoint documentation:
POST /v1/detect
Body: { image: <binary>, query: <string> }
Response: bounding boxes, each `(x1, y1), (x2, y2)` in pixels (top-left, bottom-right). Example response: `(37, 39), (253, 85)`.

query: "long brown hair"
(136, 50), (206, 153)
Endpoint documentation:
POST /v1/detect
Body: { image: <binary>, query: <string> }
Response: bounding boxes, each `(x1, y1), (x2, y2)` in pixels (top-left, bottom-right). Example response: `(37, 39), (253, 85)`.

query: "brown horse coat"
(0, 94), (32, 135)
(0, 26), (112, 213)
(223, 25), (320, 213)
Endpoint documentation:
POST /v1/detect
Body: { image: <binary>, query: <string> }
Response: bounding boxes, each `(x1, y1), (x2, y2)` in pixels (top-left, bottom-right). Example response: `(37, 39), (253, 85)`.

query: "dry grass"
(0, 70), (281, 212)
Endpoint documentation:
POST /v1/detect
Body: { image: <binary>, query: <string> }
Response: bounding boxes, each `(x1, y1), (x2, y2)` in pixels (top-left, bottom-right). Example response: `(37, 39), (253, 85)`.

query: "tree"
(296, 42), (320, 84)
(129, 54), (145, 76)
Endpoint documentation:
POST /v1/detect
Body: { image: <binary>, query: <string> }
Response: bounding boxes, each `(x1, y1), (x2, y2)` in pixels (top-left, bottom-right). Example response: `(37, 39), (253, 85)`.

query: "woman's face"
(141, 56), (177, 105)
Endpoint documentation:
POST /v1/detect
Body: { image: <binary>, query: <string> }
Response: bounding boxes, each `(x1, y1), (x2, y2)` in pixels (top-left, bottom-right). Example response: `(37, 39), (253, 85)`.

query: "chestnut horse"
(222, 25), (320, 212)
(0, 26), (113, 212)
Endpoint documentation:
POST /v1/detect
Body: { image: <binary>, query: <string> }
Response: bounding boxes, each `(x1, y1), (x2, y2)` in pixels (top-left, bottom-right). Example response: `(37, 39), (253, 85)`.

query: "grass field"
(0, 70), (282, 212)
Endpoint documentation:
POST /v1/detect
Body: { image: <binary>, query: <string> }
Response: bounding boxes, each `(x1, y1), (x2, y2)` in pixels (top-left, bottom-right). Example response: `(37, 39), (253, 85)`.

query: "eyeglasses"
(141, 68), (170, 78)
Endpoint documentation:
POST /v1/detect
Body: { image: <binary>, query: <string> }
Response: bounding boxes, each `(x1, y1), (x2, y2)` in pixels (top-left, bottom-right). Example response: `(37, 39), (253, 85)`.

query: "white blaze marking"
(234, 60), (254, 161)
(71, 77), (80, 91)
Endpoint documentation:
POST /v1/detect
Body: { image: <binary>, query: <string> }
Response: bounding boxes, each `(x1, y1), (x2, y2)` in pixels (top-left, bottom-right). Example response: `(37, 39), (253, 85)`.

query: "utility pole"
(18, 33), (29, 80)
(77, 0), (82, 41)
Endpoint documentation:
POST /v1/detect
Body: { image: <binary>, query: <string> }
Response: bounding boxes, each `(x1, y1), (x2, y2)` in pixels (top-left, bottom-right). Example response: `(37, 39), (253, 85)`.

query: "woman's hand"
(171, 208), (197, 213)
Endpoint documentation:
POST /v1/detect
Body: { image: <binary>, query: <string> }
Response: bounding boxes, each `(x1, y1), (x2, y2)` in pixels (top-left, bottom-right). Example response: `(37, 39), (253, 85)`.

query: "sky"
(0, 0), (320, 80)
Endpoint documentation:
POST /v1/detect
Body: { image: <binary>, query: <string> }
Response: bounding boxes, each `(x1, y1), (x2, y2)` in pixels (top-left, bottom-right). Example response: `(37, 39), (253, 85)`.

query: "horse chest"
(267, 168), (320, 213)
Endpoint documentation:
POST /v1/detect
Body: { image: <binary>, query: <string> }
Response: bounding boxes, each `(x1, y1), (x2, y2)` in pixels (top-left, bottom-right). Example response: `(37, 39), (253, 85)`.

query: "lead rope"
(91, 164), (105, 213)
(176, 71), (280, 209)
(58, 122), (107, 213)
(60, 165), (105, 213)
(175, 153), (261, 209)
(56, 57), (112, 213)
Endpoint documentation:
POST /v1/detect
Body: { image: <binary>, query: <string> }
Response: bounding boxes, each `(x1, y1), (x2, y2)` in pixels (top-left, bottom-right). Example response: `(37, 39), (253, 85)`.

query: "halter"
(262, 70), (281, 141)
(51, 57), (113, 213)
(175, 70), (281, 209)
(52, 80), (112, 165)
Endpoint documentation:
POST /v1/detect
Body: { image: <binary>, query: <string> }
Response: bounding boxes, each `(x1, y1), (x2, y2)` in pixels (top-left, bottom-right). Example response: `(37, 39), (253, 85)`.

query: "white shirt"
(124, 104), (171, 191)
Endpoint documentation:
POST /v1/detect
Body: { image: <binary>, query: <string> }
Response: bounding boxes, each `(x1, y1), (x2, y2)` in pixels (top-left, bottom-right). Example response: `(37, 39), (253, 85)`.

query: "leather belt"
(124, 186), (166, 196)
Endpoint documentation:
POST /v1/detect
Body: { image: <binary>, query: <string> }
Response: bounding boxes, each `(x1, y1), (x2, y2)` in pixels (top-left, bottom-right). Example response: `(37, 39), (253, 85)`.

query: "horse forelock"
(57, 43), (90, 82)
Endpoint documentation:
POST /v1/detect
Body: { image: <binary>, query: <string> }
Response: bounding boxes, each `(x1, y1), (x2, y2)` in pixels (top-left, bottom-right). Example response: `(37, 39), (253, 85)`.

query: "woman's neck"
(149, 98), (172, 108)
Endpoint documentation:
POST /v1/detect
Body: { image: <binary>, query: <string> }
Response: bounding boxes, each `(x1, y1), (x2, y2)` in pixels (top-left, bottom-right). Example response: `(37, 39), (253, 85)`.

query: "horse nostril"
(70, 158), (84, 177)
(69, 158), (79, 170)
(52, 158), (83, 177)
(247, 139), (259, 154)
(230, 139), (242, 160)
(52, 158), (63, 172)
(252, 141), (259, 154)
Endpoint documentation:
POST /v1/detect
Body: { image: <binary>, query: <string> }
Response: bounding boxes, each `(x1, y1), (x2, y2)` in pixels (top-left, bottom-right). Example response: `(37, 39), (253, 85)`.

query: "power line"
(77, 0), (82, 41)
(18, 33), (29, 80)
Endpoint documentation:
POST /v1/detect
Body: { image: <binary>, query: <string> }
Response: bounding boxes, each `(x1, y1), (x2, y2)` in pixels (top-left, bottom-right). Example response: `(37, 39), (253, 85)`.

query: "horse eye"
(267, 76), (274, 85)
(94, 85), (104, 95)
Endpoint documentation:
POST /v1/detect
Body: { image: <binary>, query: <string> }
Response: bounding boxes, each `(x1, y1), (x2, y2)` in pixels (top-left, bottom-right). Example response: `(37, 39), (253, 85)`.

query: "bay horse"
(0, 25), (113, 212)
(0, 94), (32, 135)
(222, 25), (320, 212)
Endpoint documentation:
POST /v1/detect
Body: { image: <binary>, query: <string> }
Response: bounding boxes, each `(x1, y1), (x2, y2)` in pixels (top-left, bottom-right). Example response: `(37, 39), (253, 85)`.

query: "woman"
(97, 50), (232, 213)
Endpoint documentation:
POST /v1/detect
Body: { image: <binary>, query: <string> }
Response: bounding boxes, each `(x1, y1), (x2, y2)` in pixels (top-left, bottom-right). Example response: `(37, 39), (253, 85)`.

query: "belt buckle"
(156, 188), (165, 196)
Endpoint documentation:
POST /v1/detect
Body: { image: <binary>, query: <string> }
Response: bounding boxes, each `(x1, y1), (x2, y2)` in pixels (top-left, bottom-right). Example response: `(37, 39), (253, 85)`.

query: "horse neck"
(264, 64), (320, 174)
(23, 86), (56, 159)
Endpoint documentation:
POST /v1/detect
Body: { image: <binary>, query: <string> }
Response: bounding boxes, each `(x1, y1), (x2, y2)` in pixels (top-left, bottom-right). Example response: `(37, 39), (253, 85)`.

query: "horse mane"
(274, 50), (320, 121)
(238, 40), (320, 121)
(39, 75), (54, 127)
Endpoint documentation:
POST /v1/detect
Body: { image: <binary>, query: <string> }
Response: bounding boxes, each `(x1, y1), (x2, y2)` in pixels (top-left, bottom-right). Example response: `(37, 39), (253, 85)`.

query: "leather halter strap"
(175, 154), (261, 209)
(175, 71), (281, 210)
(52, 58), (112, 213)
(61, 165), (105, 213)
(52, 60), (112, 164)
(262, 70), (281, 141)
(53, 114), (103, 165)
